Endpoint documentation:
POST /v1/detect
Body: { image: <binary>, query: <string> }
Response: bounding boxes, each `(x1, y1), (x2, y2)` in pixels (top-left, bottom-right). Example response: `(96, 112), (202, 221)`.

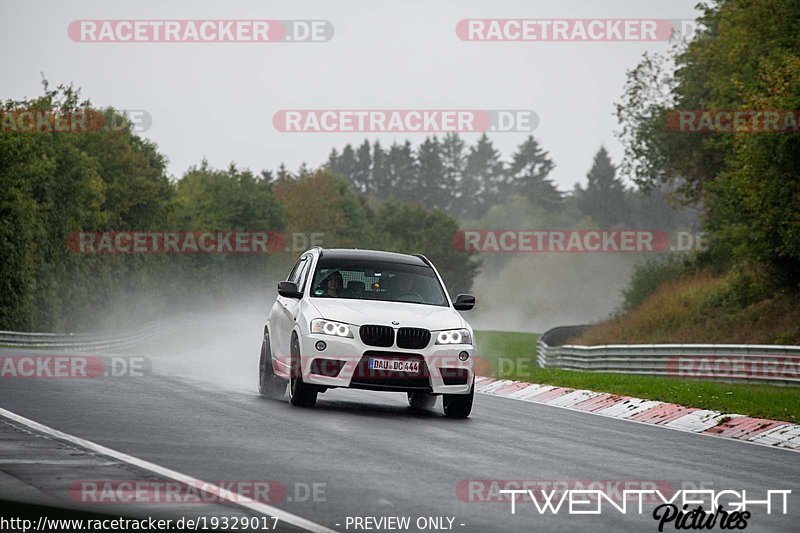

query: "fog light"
(458, 351), (469, 361)
(315, 341), (327, 351)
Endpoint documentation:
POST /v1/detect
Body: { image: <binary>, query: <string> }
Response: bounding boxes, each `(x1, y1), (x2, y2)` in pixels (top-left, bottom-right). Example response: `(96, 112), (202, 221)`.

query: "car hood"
(308, 298), (464, 330)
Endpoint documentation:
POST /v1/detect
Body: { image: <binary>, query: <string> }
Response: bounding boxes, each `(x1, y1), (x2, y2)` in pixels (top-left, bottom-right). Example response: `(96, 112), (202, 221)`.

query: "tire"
(258, 330), (287, 399)
(289, 336), (318, 408)
(442, 380), (474, 419)
(408, 392), (437, 410)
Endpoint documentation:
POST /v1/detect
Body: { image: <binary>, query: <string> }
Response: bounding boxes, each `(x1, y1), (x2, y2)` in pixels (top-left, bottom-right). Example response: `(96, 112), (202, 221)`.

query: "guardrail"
(537, 326), (800, 386)
(0, 319), (190, 351)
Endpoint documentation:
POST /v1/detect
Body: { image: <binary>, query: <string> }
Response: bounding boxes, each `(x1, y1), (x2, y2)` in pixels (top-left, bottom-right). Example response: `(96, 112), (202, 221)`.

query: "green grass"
(475, 330), (800, 423)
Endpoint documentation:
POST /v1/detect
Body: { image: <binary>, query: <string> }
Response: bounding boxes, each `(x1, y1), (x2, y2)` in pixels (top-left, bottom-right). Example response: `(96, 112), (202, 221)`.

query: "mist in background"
(1, 0), (704, 336)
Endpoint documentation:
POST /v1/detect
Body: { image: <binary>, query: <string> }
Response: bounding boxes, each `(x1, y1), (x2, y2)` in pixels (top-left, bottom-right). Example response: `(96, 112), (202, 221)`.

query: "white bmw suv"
(258, 248), (476, 418)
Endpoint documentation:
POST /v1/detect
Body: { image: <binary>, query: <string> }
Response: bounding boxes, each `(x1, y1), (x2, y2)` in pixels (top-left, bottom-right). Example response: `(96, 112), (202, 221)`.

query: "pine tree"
(296, 162), (310, 177)
(440, 133), (465, 213)
(276, 163), (290, 182)
(458, 134), (505, 218)
(388, 141), (416, 202)
(326, 148), (339, 171)
(416, 136), (444, 209)
(352, 140), (372, 194)
(332, 144), (357, 184)
(507, 136), (559, 211)
(575, 146), (628, 227)
(372, 140), (390, 197)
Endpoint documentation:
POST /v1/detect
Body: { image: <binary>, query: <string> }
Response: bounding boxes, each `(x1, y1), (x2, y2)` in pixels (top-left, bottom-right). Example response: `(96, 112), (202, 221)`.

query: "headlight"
(310, 318), (353, 338)
(435, 329), (472, 345)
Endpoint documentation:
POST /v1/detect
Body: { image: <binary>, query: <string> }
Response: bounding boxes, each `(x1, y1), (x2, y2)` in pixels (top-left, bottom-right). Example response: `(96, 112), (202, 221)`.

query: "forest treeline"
(1, 80), (694, 331)
(325, 135), (690, 230)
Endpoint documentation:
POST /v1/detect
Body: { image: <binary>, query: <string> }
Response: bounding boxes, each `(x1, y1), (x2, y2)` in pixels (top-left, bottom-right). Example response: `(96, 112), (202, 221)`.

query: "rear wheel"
(289, 336), (317, 407)
(442, 380), (474, 419)
(408, 392), (437, 410)
(258, 330), (286, 399)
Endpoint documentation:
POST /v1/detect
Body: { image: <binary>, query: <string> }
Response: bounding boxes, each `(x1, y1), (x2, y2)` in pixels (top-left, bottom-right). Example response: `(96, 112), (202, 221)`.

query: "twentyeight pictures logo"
(68, 20), (334, 42)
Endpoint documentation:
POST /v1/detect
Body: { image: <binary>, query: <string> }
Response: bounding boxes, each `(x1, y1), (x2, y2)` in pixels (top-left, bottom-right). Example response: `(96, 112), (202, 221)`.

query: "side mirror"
(453, 293), (475, 311)
(277, 281), (302, 299)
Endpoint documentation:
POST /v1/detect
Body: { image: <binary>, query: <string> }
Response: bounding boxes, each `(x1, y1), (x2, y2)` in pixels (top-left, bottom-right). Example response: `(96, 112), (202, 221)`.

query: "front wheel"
(289, 336), (318, 408)
(258, 330), (287, 399)
(442, 380), (474, 419)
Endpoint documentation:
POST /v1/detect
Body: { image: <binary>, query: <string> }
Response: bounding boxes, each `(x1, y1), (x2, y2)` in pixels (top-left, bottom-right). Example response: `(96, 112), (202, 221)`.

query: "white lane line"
(0, 407), (337, 533)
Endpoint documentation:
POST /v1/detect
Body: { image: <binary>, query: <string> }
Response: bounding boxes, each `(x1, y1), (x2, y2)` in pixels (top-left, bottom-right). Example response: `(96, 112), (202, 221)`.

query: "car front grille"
(359, 325), (394, 347)
(396, 327), (431, 349)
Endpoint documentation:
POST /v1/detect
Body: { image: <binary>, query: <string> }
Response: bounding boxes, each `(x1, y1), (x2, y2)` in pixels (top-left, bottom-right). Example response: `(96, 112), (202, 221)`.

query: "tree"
(575, 146), (629, 227)
(374, 201), (480, 295)
(371, 140), (390, 198)
(330, 144), (357, 186)
(175, 161), (284, 231)
(440, 133), (466, 213)
(352, 140), (372, 194)
(387, 141), (416, 202)
(458, 134), (505, 218)
(274, 169), (373, 248)
(171, 161), (286, 298)
(326, 147), (339, 171)
(616, 0), (800, 283)
(0, 81), (174, 330)
(276, 163), (290, 181)
(507, 136), (560, 211)
(415, 136), (445, 209)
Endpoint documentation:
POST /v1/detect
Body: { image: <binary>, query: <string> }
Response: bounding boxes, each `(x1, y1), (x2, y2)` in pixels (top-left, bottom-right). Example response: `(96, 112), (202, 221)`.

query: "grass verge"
(475, 330), (800, 423)
(575, 269), (800, 345)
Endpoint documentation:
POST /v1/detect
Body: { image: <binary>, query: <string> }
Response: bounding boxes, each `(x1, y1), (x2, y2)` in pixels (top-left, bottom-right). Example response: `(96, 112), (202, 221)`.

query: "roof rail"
(411, 253), (431, 266)
(312, 246), (323, 257)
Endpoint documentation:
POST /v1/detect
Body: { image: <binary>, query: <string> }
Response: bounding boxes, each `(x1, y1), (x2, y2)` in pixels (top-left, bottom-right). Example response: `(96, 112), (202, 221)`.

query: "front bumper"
(296, 333), (474, 394)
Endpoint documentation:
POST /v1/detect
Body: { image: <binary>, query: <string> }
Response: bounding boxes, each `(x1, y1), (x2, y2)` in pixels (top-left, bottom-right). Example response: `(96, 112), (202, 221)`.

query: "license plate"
(369, 358), (419, 372)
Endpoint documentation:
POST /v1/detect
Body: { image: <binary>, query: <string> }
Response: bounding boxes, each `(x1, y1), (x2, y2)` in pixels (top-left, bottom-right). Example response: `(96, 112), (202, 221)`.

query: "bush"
(621, 254), (693, 311)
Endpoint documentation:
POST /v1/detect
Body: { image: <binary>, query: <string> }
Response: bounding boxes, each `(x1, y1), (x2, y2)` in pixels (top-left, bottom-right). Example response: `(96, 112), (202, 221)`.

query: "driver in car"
(321, 271), (343, 297)
(391, 272), (417, 301)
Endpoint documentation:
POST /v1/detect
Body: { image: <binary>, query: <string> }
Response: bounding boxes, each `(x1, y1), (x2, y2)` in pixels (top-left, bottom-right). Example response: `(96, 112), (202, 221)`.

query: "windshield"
(310, 258), (448, 307)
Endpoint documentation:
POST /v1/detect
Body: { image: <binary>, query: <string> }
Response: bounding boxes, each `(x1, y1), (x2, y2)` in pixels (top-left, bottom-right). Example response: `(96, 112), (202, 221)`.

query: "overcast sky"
(2, 0), (701, 191)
